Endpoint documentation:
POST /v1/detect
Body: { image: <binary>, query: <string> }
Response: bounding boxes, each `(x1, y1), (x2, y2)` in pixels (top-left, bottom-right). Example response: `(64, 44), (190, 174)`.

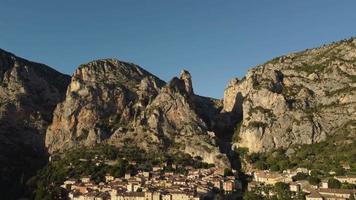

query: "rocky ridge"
(45, 59), (229, 167)
(223, 38), (356, 153)
(0, 48), (71, 196)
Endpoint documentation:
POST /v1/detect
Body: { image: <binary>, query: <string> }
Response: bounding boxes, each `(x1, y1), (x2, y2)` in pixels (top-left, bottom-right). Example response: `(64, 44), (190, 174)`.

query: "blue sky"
(1, 1), (356, 98)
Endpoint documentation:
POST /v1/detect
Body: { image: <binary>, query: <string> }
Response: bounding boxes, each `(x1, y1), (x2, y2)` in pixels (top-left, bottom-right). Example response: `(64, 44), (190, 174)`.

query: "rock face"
(3, 37), (356, 197)
(223, 38), (356, 153)
(45, 59), (229, 167)
(0, 49), (70, 196)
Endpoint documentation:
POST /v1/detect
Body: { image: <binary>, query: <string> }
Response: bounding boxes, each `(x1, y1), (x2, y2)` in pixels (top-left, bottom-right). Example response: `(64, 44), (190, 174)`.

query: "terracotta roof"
(335, 175), (356, 179)
(307, 191), (322, 198)
(124, 192), (145, 197)
(318, 188), (356, 194)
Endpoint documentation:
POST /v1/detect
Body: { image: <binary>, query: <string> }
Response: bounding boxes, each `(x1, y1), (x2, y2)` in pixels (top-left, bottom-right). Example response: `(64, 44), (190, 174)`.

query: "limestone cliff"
(45, 60), (229, 167)
(223, 38), (356, 153)
(0, 49), (71, 196)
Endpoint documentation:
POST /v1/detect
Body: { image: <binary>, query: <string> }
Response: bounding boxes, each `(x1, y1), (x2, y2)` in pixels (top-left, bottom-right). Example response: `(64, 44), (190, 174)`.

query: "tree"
(274, 182), (292, 200)
(334, 167), (345, 176)
(308, 176), (321, 186)
(277, 160), (290, 171)
(270, 164), (280, 172)
(255, 160), (268, 170)
(292, 172), (309, 181)
(328, 178), (341, 189)
(243, 191), (264, 200)
(341, 183), (356, 189)
(224, 168), (234, 177)
(295, 192), (306, 200)
(111, 159), (128, 178)
(349, 194), (355, 200)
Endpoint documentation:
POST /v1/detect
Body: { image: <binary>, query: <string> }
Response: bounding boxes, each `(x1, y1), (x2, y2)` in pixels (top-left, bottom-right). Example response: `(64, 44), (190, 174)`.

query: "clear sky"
(1, 1), (356, 98)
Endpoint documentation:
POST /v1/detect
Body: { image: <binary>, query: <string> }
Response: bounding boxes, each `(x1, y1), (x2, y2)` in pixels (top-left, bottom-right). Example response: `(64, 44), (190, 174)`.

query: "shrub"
(308, 176), (321, 186)
(292, 173), (309, 181)
(328, 178), (341, 189)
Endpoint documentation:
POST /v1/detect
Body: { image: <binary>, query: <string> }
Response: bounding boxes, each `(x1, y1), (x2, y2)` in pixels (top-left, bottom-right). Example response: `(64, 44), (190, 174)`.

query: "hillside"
(223, 38), (356, 153)
(0, 49), (71, 198)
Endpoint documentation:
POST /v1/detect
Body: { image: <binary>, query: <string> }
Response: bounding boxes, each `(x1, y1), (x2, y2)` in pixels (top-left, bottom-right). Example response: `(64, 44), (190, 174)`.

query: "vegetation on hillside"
(26, 144), (214, 200)
(244, 182), (306, 200)
(235, 132), (356, 176)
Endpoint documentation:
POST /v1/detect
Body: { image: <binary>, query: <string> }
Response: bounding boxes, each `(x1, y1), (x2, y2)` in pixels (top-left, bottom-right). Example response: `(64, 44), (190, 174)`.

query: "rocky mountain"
(45, 59), (230, 167)
(0, 49), (71, 196)
(1, 37), (356, 198)
(223, 38), (356, 153)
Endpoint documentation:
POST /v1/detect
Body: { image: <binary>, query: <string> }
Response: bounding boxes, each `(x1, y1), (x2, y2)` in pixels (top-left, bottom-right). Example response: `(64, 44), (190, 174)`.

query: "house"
(320, 179), (329, 189)
(173, 178), (187, 186)
(341, 164), (351, 171)
(165, 172), (174, 176)
(290, 183), (301, 192)
(223, 180), (235, 193)
(171, 191), (197, 200)
(306, 191), (323, 200)
(125, 173), (131, 179)
(254, 171), (293, 185)
(81, 176), (91, 183)
(62, 179), (77, 189)
(161, 193), (172, 200)
(141, 171), (150, 178)
(334, 175), (356, 184)
(144, 191), (161, 200)
(210, 179), (222, 190)
(127, 183), (141, 192)
(105, 175), (115, 183)
(117, 192), (145, 200)
(72, 185), (88, 194)
(296, 168), (310, 174)
(317, 188), (355, 199)
(152, 166), (163, 172)
(197, 186), (210, 193)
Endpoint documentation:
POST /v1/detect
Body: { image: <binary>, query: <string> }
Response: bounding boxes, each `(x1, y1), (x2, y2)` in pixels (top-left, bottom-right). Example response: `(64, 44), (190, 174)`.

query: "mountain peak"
(180, 69), (194, 95)
(71, 59), (165, 92)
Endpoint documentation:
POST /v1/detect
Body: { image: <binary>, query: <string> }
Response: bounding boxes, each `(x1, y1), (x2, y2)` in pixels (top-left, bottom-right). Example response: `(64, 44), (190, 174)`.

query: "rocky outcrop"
(223, 38), (356, 153)
(0, 49), (71, 196)
(45, 60), (229, 167)
(180, 70), (194, 95)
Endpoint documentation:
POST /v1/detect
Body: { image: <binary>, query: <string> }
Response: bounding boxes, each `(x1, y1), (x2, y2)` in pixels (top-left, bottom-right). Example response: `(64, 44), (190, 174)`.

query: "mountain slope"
(0, 49), (71, 198)
(223, 38), (356, 153)
(45, 60), (230, 167)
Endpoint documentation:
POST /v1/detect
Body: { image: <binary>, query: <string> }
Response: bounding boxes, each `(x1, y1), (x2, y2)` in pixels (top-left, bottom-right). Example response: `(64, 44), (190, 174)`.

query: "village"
(248, 168), (356, 200)
(61, 153), (356, 200)
(62, 162), (242, 200)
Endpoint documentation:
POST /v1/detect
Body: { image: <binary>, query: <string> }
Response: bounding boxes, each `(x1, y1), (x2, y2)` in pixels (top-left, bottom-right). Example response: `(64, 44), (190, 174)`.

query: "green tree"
(308, 176), (321, 186)
(243, 191), (264, 200)
(292, 173), (309, 181)
(255, 160), (268, 170)
(341, 183), (356, 189)
(111, 159), (128, 177)
(274, 182), (292, 200)
(328, 178), (341, 189)
(224, 168), (234, 177)
(295, 192), (306, 200)
(334, 167), (345, 176)
(349, 194), (355, 200)
(270, 164), (280, 172)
